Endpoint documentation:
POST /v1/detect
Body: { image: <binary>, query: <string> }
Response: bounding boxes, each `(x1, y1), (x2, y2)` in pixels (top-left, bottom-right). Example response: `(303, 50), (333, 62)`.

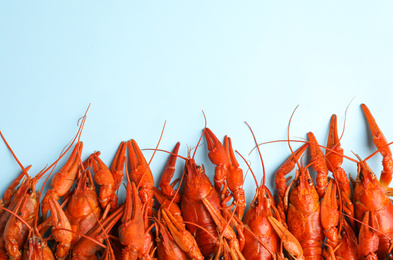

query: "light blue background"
(1, 2), (393, 206)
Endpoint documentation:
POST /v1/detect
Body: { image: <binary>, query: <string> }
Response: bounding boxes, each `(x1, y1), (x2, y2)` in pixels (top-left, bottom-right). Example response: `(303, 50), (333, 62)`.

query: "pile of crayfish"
(1, 104), (393, 260)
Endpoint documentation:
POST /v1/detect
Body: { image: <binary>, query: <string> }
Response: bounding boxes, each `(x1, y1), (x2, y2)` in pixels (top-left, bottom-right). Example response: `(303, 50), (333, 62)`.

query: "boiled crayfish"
(1, 103), (393, 260)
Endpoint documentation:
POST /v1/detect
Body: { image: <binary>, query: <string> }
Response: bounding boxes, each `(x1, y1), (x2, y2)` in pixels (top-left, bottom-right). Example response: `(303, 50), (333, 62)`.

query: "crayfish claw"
(321, 178), (339, 247)
(119, 182), (145, 259)
(361, 104), (393, 188)
(48, 198), (72, 260)
(267, 216), (305, 260)
(359, 211), (379, 259)
(308, 132), (328, 198)
(128, 139), (149, 173)
(161, 208), (204, 260)
(159, 142), (181, 201)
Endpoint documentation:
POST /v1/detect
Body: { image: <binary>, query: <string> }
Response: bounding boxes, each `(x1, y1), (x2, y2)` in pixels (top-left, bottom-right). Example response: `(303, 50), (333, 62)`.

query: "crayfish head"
(251, 186), (272, 216)
(24, 236), (43, 259)
(183, 158), (213, 199)
(293, 168), (315, 194)
(23, 231), (55, 260)
(353, 155), (387, 211)
(355, 158), (378, 188)
(290, 168), (319, 212)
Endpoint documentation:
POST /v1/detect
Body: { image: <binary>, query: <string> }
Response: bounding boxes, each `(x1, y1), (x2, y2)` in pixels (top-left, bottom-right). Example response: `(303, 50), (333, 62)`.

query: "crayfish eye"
(386, 253), (392, 259)
(27, 188), (33, 194)
(307, 179), (312, 184)
(295, 179), (300, 186)
(359, 172), (364, 181)
(254, 200), (259, 206)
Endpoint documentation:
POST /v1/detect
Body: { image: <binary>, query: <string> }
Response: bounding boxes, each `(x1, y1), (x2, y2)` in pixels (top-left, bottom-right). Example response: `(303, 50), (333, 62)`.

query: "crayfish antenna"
(244, 122), (266, 188)
(40, 107), (89, 220)
(0, 131), (31, 215)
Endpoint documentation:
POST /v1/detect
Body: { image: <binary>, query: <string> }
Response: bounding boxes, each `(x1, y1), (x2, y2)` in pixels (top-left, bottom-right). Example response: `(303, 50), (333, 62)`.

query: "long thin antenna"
(245, 122), (266, 188)
(288, 105), (302, 170)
